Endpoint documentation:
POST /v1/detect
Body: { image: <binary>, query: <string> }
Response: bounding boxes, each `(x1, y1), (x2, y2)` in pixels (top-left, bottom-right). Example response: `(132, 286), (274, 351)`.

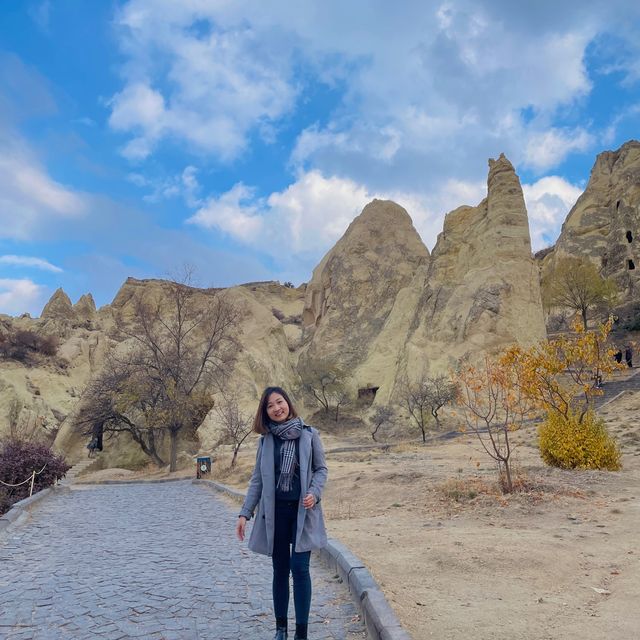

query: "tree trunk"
(169, 428), (179, 473)
(581, 307), (588, 330)
(502, 459), (513, 493)
(129, 429), (165, 467)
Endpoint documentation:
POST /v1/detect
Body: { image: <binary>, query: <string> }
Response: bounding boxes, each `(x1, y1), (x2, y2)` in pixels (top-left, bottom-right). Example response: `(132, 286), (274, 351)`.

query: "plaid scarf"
(269, 416), (303, 492)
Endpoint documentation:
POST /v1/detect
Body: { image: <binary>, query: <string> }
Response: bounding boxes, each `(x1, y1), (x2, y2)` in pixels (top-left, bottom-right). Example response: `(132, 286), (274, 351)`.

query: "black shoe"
(274, 628), (287, 640)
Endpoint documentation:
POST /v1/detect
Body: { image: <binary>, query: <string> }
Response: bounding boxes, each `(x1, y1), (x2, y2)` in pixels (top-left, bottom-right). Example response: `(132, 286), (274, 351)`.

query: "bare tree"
(423, 374), (457, 430)
(214, 395), (253, 468)
(75, 356), (171, 467)
(332, 389), (350, 423)
(300, 362), (349, 420)
(369, 406), (394, 441)
(399, 374), (432, 443)
(76, 272), (241, 471)
(398, 371), (455, 442)
(542, 257), (617, 329)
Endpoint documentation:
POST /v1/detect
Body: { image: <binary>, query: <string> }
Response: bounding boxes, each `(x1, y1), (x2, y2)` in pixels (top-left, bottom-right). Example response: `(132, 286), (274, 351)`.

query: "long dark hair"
(253, 386), (299, 434)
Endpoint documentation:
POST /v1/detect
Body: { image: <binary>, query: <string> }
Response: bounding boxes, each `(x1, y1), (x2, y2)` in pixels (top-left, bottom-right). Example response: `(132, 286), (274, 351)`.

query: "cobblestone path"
(0, 481), (366, 640)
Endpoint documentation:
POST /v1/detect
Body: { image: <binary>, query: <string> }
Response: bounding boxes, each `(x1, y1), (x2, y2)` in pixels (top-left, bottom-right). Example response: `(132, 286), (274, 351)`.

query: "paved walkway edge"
(193, 477), (413, 640)
(75, 476), (190, 485)
(0, 484), (70, 535)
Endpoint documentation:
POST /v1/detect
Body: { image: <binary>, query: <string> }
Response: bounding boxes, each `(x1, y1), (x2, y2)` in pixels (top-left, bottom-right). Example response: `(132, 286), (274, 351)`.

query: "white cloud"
(131, 165), (203, 205)
(109, 1), (614, 175)
(265, 171), (370, 253)
(0, 133), (86, 240)
(108, 82), (166, 160)
(188, 171), (373, 255)
(0, 255), (63, 273)
(523, 176), (583, 250)
(187, 183), (264, 242)
(188, 170), (488, 268)
(0, 278), (47, 316)
(109, 5), (297, 160)
(186, 168), (581, 275)
(523, 128), (595, 173)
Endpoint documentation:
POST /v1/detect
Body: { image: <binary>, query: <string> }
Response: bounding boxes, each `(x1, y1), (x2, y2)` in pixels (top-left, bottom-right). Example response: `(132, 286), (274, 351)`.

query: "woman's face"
(266, 392), (290, 423)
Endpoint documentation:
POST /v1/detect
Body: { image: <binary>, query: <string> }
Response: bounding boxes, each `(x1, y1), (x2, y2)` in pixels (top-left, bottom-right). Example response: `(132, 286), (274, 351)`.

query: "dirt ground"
(83, 390), (640, 640)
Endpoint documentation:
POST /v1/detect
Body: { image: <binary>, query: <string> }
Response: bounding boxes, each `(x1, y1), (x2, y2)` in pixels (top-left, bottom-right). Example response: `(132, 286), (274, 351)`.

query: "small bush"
(538, 410), (622, 471)
(0, 328), (59, 362)
(39, 335), (59, 356)
(0, 440), (71, 515)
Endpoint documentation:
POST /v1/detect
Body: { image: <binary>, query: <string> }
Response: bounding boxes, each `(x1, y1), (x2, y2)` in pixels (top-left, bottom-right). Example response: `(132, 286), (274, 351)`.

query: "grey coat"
(239, 426), (328, 556)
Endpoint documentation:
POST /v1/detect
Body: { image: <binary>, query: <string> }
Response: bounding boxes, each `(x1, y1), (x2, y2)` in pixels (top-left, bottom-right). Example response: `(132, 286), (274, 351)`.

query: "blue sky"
(1, 0), (639, 316)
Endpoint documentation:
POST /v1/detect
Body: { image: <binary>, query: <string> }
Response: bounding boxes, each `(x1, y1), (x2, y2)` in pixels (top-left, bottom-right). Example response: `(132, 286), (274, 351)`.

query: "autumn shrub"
(0, 440), (70, 515)
(538, 410), (622, 471)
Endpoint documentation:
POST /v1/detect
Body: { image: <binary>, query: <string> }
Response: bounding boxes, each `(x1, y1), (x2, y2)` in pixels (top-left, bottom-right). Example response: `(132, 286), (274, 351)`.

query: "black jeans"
(272, 500), (311, 625)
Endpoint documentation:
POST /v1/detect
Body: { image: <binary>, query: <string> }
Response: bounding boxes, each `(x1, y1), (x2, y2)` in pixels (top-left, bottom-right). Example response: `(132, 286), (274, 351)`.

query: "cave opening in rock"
(627, 230), (633, 243)
(629, 259), (636, 270)
(357, 386), (379, 407)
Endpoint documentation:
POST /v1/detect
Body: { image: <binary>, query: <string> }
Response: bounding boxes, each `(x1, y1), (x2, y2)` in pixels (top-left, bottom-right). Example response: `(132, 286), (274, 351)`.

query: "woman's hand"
(302, 493), (316, 509)
(236, 516), (247, 541)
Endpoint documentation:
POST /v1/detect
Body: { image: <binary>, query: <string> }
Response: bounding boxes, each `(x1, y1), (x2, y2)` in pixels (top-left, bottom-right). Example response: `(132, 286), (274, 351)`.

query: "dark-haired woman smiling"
(236, 387), (328, 640)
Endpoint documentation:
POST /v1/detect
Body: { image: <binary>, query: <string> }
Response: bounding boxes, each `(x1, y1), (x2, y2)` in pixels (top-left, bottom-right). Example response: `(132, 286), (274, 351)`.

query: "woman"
(236, 387), (328, 640)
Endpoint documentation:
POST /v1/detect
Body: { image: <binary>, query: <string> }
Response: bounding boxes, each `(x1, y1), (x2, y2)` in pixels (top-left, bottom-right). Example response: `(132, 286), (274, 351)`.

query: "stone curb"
(74, 476), (191, 486)
(193, 478), (412, 640)
(325, 444), (391, 454)
(192, 478), (246, 502)
(597, 389), (627, 409)
(0, 484), (70, 535)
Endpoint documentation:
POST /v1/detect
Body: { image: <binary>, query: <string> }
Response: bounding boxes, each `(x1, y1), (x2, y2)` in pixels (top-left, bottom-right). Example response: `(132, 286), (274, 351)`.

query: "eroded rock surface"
(359, 154), (546, 402)
(300, 199), (429, 376)
(549, 140), (640, 296)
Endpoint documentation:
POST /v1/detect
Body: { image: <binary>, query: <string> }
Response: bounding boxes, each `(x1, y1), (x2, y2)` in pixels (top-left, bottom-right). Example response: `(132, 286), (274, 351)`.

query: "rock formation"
(350, 154), (546, 402)
(41, 288), (74, 321)
(73, 293), (97, 321)
(300, 199), (429, 377)
(545, 140), (640, 301)
(13, 140), (634, 464)
(52, 277), (305, 458)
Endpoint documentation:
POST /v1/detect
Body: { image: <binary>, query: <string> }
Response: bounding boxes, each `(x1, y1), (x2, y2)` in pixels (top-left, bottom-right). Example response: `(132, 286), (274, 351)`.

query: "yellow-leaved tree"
(501, 318), (623, 470)
(456, 356), (536, 493)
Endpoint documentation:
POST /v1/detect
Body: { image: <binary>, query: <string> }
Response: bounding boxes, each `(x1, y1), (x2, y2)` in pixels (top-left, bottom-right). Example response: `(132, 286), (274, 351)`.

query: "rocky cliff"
(299, 199), (429, 376)
(546, 140), (640, 297)
(349, 154), (546, 402)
